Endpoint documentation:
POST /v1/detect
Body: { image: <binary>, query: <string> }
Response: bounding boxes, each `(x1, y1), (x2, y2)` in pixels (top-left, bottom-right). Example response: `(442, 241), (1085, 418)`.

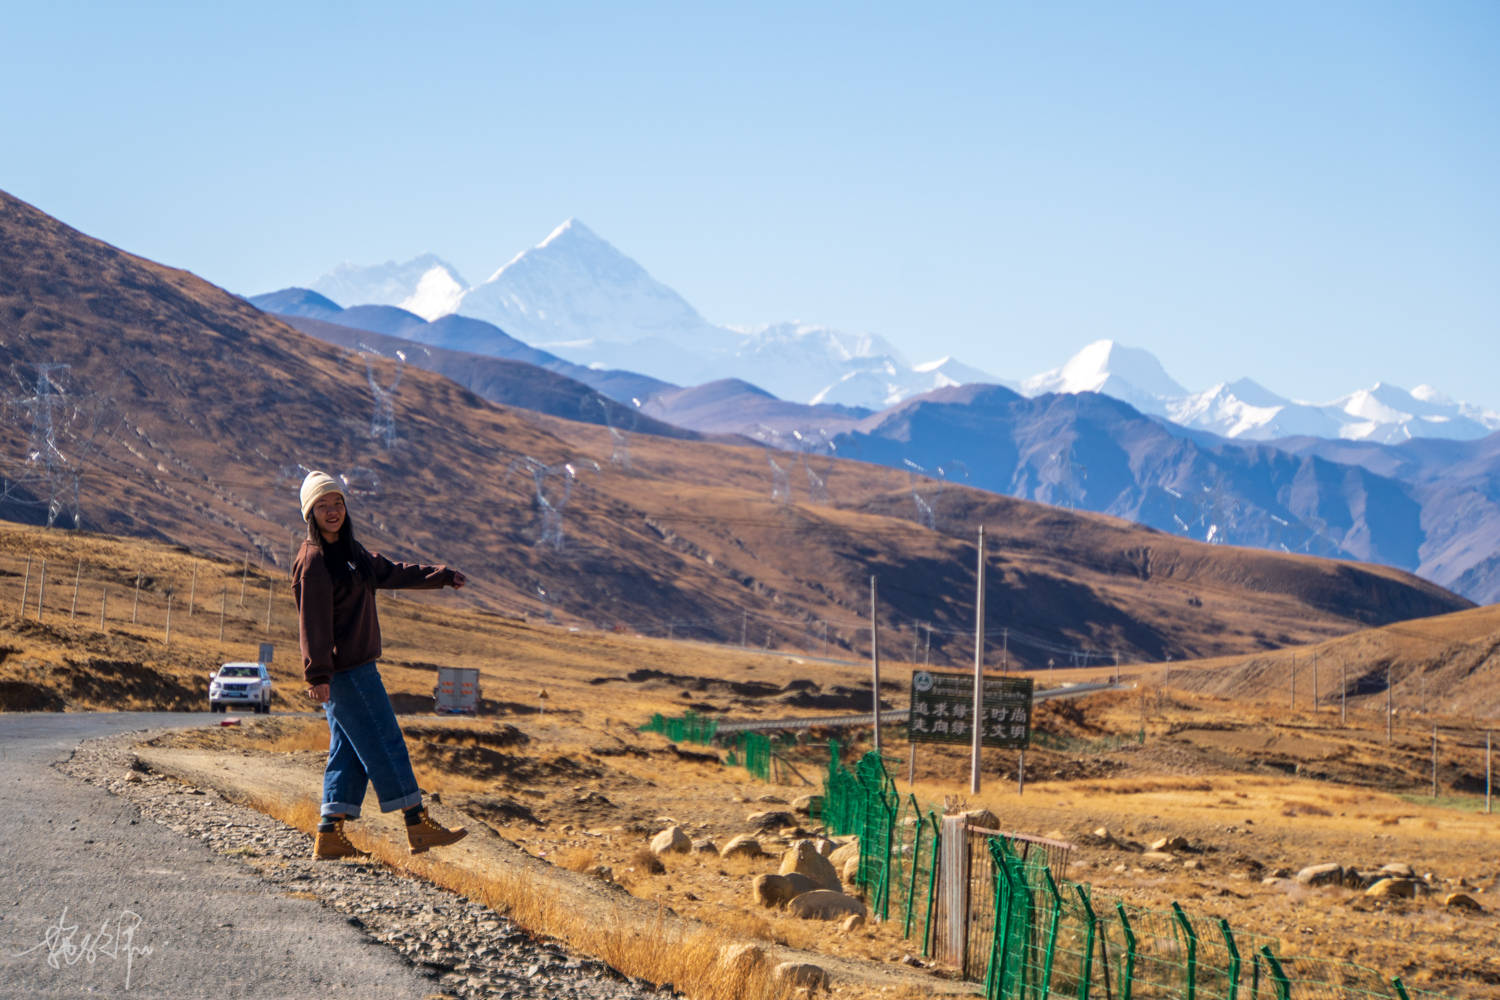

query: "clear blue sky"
(4, 2), (1496, 407)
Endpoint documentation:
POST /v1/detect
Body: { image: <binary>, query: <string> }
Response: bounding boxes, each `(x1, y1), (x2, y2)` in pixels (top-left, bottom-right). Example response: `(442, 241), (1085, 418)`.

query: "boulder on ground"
(721, 834), (765, 859)
(650, 826), (692, 855)
(810, 836), (838, 857)
(773, 961), (829, 991)
(841, 856), (861, 884)
(1378, 862), (1415, 879)
(1150, 835), (1190, 852)
(780, 839), (842, 892)
(752, 872), (820, 908)
(840, 913), (865, 932)
(1366, 877), (1417, 899)
(788, 889), (867, 921)
(827, 839), (860, 869)
(793, 794), (824, 816)
(1443, 892), (1483, 912)
(718, 942), (766, 976)
(747, 810), (796, 831)
(692, 838), (719, 854)
(1295, 863), (1345, 887)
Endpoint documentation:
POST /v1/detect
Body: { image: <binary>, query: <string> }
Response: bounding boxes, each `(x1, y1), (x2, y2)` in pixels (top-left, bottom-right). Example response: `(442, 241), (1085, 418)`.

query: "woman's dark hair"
(307, 506), (373, 583)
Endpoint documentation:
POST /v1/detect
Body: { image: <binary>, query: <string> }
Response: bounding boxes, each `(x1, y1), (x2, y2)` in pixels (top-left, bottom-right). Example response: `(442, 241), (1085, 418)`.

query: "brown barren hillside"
(1163, 601), (1500, 719)
(0, 189), (1471, 668)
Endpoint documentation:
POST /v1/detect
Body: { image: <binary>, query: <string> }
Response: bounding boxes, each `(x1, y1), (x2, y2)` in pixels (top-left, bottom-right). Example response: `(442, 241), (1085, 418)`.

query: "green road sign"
(909, 669), (1033, 749)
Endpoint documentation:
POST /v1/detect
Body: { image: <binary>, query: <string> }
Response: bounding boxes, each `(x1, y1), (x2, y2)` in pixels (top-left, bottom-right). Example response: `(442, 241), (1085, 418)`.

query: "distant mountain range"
(254, 220), (1500, 604)
(1023, 340), (1500, 445)
(11, 186), (1470, 666)
(296, 221), (1498, 444)
(301, 220), (998, 411)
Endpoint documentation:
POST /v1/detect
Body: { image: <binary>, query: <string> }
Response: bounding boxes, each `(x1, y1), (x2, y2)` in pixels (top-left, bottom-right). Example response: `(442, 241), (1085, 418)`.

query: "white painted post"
(100, 588), (108, 629)
(938, 814), (971, 968)
(36, 559), (46, 621)
(265, 579), (274, 635)
(1387, 663), (1393, 744)
(239, 554), (249, 606)
(971, 526), (986, 796)
(70, 559), (81, 620)
(219, 587), (227, 642)
(132, 572), (142, 624)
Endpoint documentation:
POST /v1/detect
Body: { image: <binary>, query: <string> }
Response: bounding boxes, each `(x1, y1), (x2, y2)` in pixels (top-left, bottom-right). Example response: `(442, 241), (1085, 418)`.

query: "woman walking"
(292, 470), (469, 860)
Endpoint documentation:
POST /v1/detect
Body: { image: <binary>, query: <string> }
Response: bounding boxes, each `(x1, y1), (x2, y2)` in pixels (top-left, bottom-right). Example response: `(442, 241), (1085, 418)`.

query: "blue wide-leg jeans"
(321, 661), (422, 819)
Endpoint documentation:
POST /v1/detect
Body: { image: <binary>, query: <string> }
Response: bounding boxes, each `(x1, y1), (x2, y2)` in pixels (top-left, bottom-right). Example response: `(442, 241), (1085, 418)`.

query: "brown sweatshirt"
(292, 538), (457, 685)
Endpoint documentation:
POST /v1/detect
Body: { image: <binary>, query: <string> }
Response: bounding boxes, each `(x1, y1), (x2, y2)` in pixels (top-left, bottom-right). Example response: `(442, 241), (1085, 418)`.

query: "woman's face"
(311, 492), (346, 542)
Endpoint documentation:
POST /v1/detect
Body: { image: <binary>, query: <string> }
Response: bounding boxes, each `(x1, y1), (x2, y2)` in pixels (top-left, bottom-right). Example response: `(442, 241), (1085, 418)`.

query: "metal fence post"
(903, 795), (924, 938)
(1172, 902), (1198, 1000)
(922, 811), (941, 957)
(1218, 918), (1240, 1000)
(1040, 868), (1063, 1000)
(1115, 902), (1137, 1000)
(1075, 883), (1096, 1000)
(1259, 947), (1290, 1000)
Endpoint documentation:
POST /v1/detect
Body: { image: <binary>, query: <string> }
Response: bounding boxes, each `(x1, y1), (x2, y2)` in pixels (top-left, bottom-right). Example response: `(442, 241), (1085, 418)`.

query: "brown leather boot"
(313, 819), (369, 860)
(407, 808), (467, 854)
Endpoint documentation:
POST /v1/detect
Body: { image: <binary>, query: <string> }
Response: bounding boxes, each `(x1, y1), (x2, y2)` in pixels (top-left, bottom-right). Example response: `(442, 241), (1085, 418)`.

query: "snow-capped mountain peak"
(1021, 340), (1187, 416)
(310, 253), (466, 316)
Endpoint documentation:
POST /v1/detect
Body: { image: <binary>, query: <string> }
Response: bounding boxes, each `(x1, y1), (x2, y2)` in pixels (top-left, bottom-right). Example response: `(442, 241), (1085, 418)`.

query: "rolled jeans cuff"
(321, 801), (363, 820)
(379, 789), (423, 813)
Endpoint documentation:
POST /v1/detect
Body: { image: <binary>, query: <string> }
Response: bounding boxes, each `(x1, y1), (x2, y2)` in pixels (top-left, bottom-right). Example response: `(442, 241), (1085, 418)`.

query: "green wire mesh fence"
(724, 731), (772, 781)
(816, 746), (1459, 1000)
(639, 711), (718, 744)
(979, 835), (1457, 1000)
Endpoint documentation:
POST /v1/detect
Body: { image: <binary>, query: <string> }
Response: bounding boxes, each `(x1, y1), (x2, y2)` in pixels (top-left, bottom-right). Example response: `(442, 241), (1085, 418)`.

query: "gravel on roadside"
(59, 732), (679, 1000)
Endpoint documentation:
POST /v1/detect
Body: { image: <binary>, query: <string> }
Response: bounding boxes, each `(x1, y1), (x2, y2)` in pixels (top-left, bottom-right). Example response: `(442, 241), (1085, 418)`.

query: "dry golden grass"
(6, 519), (1500, 997)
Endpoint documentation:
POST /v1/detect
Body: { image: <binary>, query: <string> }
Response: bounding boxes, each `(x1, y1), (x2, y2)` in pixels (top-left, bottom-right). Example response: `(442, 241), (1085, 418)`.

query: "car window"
(223, 666), (259, 677)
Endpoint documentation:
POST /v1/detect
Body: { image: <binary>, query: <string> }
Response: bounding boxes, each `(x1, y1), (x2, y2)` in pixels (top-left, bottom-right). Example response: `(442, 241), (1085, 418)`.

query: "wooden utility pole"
(971, 526), (986, 795)
(36, 559), (46, 621)
(869, 576), (882, 757)
(1431, 725), (1438, 798)
(20, 555), (32, 616)
(1340, 659), (1347, 725)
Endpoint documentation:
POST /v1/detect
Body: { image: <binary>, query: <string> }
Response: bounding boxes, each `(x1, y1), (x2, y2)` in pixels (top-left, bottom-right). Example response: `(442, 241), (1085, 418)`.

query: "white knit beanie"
(299, 471), (344, 522)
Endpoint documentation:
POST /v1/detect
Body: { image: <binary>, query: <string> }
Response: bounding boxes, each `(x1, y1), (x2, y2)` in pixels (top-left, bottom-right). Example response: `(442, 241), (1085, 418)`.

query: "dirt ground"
(3, 524), (1497, 997)
(144, 676), (1500, 999)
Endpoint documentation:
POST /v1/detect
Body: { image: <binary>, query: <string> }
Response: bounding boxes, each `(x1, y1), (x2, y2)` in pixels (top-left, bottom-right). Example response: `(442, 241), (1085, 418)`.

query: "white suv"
(209, 662), (272, 714)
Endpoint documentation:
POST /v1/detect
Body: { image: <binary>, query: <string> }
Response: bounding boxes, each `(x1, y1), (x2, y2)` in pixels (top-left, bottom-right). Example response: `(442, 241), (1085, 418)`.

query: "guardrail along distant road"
(715, 681), (1124, 734)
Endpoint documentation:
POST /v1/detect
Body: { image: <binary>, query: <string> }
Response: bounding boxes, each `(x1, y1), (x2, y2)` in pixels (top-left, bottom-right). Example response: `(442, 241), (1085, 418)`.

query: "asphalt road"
(0, 712), (436, 999)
